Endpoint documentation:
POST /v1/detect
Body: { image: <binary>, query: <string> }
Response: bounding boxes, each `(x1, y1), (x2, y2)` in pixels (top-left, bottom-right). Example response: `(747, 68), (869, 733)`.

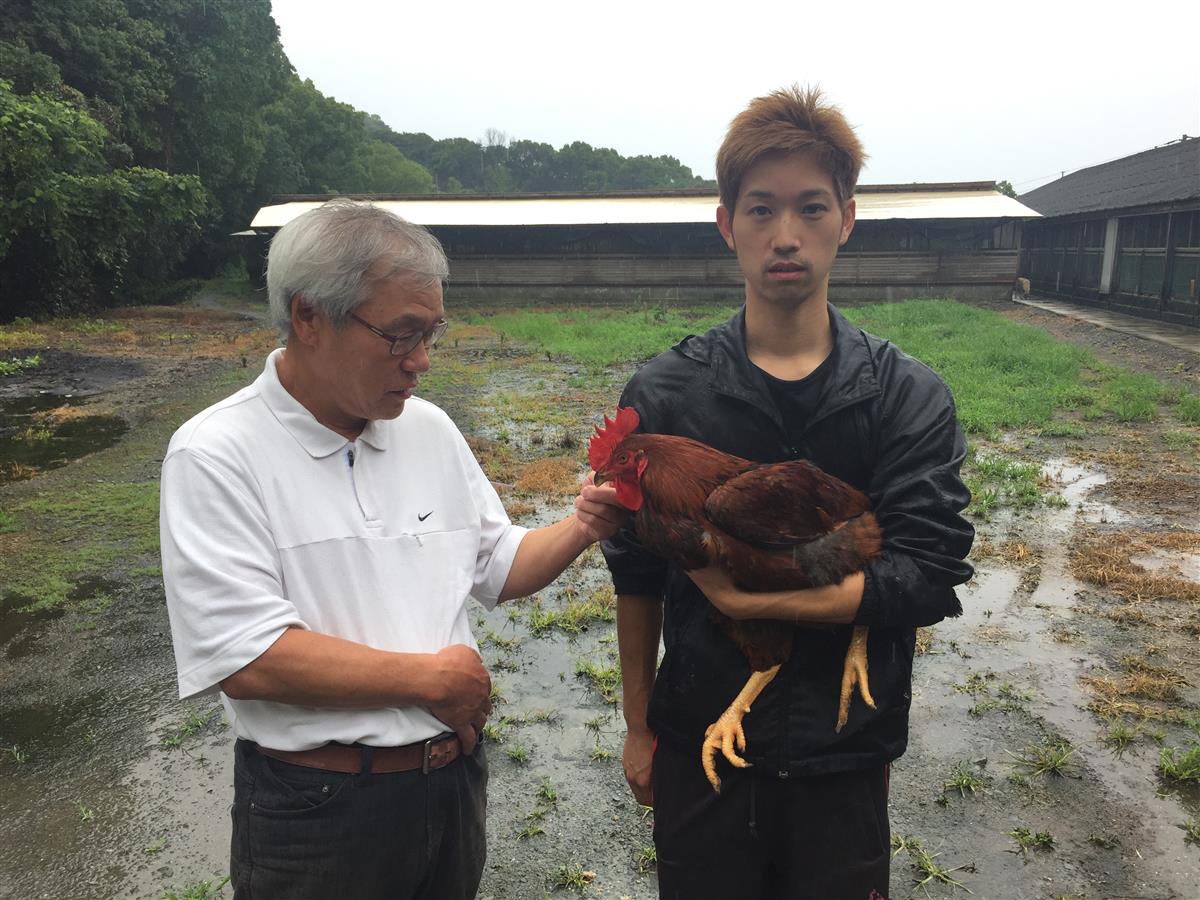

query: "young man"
(602, 86), (974, 899)
(160, 200), (628, 899)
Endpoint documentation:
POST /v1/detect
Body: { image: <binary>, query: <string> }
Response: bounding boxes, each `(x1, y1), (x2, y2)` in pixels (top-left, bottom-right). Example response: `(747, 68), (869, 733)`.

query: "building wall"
(244, 219), (1023, 302)
(1022, 207), (1200, 327)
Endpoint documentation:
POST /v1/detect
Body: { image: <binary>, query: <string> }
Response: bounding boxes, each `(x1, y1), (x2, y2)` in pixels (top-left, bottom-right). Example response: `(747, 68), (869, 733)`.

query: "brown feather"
(602, 433), (882, 674)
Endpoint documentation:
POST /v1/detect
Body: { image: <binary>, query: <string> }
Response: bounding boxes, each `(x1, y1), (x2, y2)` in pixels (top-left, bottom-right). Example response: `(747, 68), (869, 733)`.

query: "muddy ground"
(1, 292), (1198, 899)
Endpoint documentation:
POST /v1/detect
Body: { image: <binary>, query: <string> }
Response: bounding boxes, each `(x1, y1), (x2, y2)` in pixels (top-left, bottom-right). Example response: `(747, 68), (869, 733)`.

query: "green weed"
(637, 845), (657, 873)
(1008, 827), (1055, 855)
(516, 820), (545, 840)
(1009, 736), (1077, 777)
(549, 862), (595, 892)
(480, 722), (506, 744)
(1175, 394), (1200, 425)
(506, 744), (530, 765)
(1163, 430), (1200, 450)
(161, 707), (221, 748)
(537, 778), (558, 806)
(943, 761), (988, 797)
(890, 833), (974, 892)
(1181, 817), (1200, 846)
(1102, 722), (1142, 756)
(161, 876), (230, 900)
(965, 452), (1055, 518)
(1158, 743), (1200, 783)
(0, 354), (42, 376)
(574, 658), (622, 705)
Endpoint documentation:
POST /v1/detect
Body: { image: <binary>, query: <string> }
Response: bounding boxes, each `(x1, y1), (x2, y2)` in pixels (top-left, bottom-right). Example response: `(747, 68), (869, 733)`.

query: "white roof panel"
(249, 190), (1039, 230)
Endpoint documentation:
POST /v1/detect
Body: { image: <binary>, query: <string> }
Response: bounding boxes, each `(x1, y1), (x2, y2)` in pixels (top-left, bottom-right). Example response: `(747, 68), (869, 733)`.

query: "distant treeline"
(0, 0), (710, 320)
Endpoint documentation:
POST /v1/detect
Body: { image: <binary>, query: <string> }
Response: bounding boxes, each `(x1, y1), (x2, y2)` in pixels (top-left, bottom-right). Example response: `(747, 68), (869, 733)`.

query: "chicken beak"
(594, 468), (611, 487)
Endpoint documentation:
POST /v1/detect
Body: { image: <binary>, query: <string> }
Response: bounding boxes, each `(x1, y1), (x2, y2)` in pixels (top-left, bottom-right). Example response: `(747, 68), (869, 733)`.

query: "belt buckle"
(422, 736), (437, 774)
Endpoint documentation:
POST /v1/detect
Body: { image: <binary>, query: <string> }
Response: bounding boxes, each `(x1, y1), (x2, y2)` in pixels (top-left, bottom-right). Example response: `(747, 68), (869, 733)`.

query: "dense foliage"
(0, 0), (710, 320)
(380, 122), (709, 194)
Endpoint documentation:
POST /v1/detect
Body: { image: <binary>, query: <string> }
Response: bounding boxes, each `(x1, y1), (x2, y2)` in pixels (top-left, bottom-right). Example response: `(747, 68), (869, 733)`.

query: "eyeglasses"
(348, 312), (449, 357)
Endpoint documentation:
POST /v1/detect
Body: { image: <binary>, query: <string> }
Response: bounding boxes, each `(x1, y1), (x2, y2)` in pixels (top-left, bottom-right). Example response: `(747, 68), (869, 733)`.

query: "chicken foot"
(835, 625), (875, 732)
(701, 664), (781, 793)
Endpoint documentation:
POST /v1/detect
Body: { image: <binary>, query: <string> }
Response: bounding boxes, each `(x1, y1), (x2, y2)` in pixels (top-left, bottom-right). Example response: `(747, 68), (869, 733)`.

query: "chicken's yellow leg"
(702, 664), (780, 793)
(836, 625), (875, 732)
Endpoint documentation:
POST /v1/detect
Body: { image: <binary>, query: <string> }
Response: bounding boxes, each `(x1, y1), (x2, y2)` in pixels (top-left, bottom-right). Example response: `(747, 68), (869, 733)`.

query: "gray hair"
(266, 199), (449, 337)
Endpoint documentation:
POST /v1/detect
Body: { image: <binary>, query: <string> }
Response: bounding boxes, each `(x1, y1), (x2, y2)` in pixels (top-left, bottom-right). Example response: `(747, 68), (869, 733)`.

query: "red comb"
(588, 406), (640, 470)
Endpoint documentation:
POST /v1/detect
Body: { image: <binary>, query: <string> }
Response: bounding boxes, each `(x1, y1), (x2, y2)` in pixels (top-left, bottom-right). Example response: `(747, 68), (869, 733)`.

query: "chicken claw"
(701, 665), (781, 792)
(836, 625), (875, 732)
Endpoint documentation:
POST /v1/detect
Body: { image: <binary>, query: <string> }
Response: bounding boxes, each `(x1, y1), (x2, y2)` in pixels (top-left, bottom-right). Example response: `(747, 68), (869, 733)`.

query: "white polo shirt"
(160, 348), (528, 750)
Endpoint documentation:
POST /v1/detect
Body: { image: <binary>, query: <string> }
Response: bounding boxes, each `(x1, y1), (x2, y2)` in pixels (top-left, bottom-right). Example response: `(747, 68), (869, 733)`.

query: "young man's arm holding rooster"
(688, 369), (972, 630)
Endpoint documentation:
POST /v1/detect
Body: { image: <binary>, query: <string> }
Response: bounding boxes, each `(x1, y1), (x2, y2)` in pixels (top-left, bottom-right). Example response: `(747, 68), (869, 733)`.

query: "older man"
(160, 200), (627, 899)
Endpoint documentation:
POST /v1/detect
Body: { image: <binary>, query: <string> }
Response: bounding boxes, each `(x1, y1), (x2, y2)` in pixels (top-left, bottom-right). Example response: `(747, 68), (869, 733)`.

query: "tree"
(348, 141), (434, 193)
(0, 80), (208, 319)
(995, 180), (1017, 198)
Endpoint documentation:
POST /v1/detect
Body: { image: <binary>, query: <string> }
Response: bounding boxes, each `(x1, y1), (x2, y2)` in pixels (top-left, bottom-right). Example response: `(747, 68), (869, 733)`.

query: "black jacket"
(601, 304), (974, 777)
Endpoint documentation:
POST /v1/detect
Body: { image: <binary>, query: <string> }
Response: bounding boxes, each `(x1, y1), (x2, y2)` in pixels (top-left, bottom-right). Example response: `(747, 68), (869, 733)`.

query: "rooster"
(591, 406), (882, 792)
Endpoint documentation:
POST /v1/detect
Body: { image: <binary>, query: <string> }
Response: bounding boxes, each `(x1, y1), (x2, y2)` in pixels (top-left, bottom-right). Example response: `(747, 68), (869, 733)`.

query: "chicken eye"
(616, 452), (628, 463)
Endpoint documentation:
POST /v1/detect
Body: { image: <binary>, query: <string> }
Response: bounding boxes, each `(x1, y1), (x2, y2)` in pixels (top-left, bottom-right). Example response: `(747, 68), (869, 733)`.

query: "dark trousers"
(230, 739), (487, 900)
(652, 739), (890, 900)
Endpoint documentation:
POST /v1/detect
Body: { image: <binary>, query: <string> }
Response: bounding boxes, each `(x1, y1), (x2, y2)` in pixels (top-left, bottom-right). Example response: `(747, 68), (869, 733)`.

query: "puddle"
(917, 458), (1200, 896)
(0, 590), (66, 657)
(1130, 549), (1200, 583)
(1043, 457), (1130, 525)
(0, 393), (127, 482)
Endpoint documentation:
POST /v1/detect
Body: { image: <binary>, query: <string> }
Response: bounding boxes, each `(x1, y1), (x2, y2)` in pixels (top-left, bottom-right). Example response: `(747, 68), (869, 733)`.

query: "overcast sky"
(271, 0), (1199, 193)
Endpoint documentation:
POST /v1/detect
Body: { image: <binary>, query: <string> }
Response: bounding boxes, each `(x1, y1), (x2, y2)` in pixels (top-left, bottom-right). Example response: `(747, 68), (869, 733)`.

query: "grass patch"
(465, 305), (735, 368)
(964, 452), (1059, 518)
(1163, 429), (1200, 450)
(549, 862), (596, 892)
(637, 845), (657, 873)
(1, 480), (160, 607)
(943, 761), (988, 797)
(0, 354), (42, 376)
(1182, 817), (1200, 845)
(514, 456), (581, 498)
(1008, 735), (1078, 778)
(160, 707), (222, 749)
(1175, 394), (1200, 425)
(575, 657), (622, 705)
(1008, 827), (1055, 855)
(0, 329), (44, 349)
(161, 876), (230, 900)
(843, 299), (1189, 434)
(890, 834), (974, 893)
(1158, 743), (1200, 784)
(1070, 529), (1200, 606)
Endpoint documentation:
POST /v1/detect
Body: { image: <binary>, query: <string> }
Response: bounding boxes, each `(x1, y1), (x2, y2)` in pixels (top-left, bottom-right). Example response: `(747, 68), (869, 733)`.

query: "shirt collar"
(258, 349), (391, 458)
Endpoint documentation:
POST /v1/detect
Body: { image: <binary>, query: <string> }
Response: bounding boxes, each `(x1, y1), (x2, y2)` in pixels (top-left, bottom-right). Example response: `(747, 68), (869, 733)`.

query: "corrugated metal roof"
(1020, 138), (1200, 218)
(249, 187), (1039, 229)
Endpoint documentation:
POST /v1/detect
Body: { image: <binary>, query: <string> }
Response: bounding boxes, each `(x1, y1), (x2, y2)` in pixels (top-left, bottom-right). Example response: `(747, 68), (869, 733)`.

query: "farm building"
(244, 183), (1038, 303)
(1019, 137), (1200, 327)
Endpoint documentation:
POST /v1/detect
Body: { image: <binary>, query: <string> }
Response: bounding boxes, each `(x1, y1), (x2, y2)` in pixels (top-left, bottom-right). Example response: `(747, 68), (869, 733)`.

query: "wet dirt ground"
(1, 295), (1198, 899)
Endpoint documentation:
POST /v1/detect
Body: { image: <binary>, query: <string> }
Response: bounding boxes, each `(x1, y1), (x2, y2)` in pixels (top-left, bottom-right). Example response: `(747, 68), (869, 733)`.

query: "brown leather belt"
(254, 733), (461, 774)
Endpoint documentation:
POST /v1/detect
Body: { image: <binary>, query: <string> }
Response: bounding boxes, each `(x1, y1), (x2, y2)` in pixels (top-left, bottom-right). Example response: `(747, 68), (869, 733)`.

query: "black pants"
(230, 739), (487, 900)
(652, 739), (890, 900)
